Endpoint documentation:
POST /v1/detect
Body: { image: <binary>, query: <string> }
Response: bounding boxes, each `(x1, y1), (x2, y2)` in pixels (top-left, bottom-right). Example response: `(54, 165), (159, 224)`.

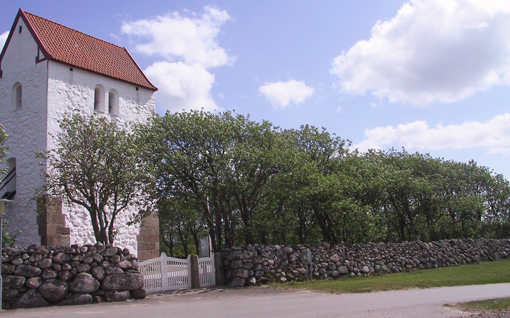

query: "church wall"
(46, 61), (155, 254)
(0, 17), (49, 247)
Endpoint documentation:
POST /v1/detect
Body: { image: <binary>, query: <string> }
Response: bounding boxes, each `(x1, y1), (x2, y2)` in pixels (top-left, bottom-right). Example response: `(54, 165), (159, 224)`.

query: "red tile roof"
(1, 9), (157, 91)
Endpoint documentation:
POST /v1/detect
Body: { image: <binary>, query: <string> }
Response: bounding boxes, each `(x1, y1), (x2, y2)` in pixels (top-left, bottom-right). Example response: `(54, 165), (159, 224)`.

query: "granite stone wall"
(222, 239), (510, 287)
(2, 243), (146, 309)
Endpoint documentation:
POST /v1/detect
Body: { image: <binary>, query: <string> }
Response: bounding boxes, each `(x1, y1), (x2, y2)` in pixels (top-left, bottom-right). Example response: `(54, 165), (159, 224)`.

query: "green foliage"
(0, 124), (8, 176)
(158, 197), (204, 257)
(39, 113), (153, 244)
(2, 220), (18, 248)
(139, 110), (510, 251)
(0, 124), (12, 247)
(139, 110), (290, 251)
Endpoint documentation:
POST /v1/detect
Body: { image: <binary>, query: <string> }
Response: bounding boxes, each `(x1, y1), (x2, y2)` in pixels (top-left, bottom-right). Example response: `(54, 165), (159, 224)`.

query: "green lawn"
(272, 259), (510, 294)
(447, 298), (510, 312)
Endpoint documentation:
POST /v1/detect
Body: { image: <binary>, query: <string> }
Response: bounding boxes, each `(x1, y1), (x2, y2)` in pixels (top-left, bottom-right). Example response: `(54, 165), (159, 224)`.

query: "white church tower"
(0, 9), (159, 259)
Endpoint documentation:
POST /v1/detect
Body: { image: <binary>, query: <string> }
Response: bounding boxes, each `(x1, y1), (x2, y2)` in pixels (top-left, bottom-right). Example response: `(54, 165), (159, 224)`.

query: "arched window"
(12, 83), (22, 108)
(94, 85), (105, 112)
(108, 89), (118, 115)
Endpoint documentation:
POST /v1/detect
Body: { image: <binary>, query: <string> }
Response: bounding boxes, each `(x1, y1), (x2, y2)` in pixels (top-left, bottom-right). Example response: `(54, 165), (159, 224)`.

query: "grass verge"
(447, 298), (510, 312)
(271, 259), (510, 294)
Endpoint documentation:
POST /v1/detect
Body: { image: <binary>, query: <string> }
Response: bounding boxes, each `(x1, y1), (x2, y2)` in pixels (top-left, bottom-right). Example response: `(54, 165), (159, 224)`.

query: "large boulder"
(130, 288), (146, 299)
(53, 252), (71, 264)
(25, 276), (43, 289)
(104, 290), (130, 302)
(230, 277), (246, 287)
(91, 266), (106, 281)
(3, 289), (19, 301)
(232, 269), (249, 278)
(57, 294), (93, 306)
(39, 279), (68, 302)
(101, 273), (144, 291)
(102, 247), (118, 257)
(68, 273), (100, 293)
(14, 265), (42, 277)
(39, 258), (53, 269)
(118, 260), (132, 270)
(3, 275), (26, 289)
(11, 290), (48, 309)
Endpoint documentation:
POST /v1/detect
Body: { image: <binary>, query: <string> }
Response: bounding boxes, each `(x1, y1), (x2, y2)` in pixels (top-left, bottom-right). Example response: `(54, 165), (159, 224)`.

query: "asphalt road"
(3, 283), (510, 318)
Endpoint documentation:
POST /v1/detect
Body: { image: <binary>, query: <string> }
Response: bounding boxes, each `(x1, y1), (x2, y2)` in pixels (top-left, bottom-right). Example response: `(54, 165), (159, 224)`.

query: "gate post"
(190, 255), (201, 288)
(214, 253), (225, 286)
(160, 253), (168, 290)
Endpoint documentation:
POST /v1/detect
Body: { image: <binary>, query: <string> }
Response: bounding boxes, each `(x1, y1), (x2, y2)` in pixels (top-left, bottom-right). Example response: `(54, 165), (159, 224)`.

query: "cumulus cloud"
(353, 114), (510, 155)
(0, 31), (9, 50)
(259, 80), (314, 109)
(121, 6), (233, 112)
(145, 62), (216, 112)
(331, 0), (510, 106)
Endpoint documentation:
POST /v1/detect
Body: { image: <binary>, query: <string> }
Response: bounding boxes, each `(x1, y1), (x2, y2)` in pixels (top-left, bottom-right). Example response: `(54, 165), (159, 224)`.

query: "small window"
(12, 83), (22, 108)
(94, 85), (105, 112)
(108, 90), (118, 115)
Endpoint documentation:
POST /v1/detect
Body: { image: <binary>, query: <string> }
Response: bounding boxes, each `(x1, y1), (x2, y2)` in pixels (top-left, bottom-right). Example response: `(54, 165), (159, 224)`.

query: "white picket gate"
(139, 253), (191, 292)
(198, 256), (216, 287)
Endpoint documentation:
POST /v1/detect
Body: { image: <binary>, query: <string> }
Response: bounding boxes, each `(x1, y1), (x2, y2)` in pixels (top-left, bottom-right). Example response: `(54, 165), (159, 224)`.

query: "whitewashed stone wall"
(0, 16), (156, 254)
(0, 17), (49, 247)
(46, 61), (155, 254)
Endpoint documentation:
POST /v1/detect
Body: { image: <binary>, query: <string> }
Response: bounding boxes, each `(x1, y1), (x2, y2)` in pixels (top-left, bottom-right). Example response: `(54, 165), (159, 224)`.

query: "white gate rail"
(139, 253), (191, 292)
(198, 256), (216, 287)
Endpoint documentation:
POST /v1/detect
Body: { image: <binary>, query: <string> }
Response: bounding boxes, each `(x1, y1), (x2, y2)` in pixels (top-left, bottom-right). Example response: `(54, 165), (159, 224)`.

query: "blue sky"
(2, 0), (510, 178)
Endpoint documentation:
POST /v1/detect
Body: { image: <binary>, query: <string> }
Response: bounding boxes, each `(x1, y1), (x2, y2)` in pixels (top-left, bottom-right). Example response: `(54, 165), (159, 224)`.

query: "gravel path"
(452, 310), (510, 318)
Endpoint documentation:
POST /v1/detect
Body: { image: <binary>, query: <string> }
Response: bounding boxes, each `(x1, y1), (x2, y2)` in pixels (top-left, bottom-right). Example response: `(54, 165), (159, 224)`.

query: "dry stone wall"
(2, 243), (145, 309)
(223, 239), (510, 287)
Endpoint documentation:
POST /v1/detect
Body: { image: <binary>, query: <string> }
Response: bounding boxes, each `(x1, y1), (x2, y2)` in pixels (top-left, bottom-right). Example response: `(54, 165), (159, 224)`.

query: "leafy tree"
(39, 113), (153, 244)
(0, 124), (12, 247)
(0, 124), (8, 175)
(158, 197), (204, 257)
(139, 110), (291, 250)
(140, 110), (510, 249)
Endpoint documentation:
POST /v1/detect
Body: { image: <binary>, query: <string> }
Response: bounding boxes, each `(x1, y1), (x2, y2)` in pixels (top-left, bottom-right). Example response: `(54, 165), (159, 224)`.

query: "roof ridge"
(23, 10), (127, 51)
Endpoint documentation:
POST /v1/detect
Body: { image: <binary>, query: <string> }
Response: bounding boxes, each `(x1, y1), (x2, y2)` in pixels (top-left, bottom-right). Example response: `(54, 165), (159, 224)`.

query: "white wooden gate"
(139, 253), (191, 292)
(198, 256), (216, 287)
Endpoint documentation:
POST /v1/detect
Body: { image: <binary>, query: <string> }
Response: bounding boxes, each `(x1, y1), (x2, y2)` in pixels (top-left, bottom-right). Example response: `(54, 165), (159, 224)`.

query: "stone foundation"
(37, 196), (70, 247)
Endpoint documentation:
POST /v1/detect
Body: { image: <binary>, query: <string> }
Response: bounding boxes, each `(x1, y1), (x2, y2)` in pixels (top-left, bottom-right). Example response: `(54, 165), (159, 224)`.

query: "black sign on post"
(301, 248), (312, 283)
(301, 249), (312, 263)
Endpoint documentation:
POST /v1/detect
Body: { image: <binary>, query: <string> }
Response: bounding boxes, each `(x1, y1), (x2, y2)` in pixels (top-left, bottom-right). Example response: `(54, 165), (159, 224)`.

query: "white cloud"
(259, 80), (314, 109)
(331, 0), (510, 106)
(145, 62), (217, 112)
(0, 31), (9, 51)
(353, 113), (510, 155)
(121, 6), (233, 112)
(121, 6), (233, 68)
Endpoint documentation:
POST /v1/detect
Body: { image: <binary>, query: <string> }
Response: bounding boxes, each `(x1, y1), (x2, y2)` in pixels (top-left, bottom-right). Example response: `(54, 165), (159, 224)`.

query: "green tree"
(158, 197), (204, 257)
(40, 113), (153, 244)
(0, 124), (13, 247)
(0, 124), (8, 175)
(139, 110), (290, 250)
